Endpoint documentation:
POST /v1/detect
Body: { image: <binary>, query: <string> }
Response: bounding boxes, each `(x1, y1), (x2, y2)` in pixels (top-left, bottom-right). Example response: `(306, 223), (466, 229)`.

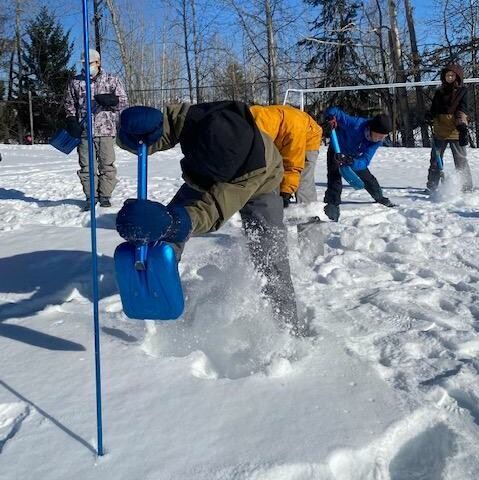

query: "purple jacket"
(64, 70), (128, 137)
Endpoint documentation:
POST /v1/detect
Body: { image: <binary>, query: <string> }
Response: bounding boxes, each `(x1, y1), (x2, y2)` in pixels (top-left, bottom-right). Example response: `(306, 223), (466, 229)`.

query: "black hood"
(179, 101), (265, 189)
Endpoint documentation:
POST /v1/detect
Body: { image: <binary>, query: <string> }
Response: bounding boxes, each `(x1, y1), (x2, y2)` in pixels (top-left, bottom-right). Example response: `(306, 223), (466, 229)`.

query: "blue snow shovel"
(330, 129), (365, 190)
(50, 105), (98, 154)
(428, 125), (445, 183)
(114, 142), (184, 320)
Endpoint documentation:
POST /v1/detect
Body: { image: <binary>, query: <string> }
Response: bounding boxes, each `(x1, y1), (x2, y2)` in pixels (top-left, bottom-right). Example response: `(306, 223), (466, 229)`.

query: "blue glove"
(118, 106), (164, 150)
(116, 199), (192, 244)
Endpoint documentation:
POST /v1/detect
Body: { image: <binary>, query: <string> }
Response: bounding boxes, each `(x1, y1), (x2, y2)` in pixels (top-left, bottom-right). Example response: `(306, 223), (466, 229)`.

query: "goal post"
(284, 78), (479, 147)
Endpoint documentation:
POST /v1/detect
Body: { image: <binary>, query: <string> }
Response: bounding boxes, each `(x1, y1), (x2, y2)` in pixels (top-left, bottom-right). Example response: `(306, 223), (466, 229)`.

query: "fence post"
(28, 90), (34, 145)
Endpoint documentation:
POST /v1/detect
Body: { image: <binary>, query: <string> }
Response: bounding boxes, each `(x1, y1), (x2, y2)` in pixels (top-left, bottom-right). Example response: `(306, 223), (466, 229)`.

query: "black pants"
(426, 138), (473, 191)
(323, 146), (383, 205)
(170, 185), (300, 333)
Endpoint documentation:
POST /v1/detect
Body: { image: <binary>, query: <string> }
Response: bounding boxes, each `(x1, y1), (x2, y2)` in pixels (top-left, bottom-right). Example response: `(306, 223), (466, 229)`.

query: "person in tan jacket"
(425, 63), (473, 193)
(115, 101), (307, 336)
(250, 104), (322, 207)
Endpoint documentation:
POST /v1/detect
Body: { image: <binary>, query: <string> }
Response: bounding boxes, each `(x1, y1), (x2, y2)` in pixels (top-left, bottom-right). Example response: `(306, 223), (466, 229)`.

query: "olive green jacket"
(118, 103), (283, 235)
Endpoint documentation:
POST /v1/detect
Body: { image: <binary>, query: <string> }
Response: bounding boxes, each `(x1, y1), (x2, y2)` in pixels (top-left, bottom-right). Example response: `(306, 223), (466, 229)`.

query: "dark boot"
(99, 196), (111, 207)
(82, 198), (97, 211)
(324, 203), (340, 222)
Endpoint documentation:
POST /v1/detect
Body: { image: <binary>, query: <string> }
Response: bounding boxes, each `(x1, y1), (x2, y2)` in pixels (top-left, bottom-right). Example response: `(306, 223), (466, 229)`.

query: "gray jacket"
(64, 70), (128, 137)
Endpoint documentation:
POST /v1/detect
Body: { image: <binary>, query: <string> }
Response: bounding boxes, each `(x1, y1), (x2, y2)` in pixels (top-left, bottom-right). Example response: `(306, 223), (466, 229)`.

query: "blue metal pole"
(81, 0), (104, 456)
(137, 142), (148, 200)
(135, 142), (148, 269)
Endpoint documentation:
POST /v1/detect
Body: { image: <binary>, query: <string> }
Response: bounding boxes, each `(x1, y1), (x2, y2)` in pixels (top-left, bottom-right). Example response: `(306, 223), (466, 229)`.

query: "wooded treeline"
(1, 0), (477, 145)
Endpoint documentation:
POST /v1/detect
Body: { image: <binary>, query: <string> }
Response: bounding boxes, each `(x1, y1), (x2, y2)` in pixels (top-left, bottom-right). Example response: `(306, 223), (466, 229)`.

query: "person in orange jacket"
(250, 104), (324, 262)
(250, 104), (322, 208)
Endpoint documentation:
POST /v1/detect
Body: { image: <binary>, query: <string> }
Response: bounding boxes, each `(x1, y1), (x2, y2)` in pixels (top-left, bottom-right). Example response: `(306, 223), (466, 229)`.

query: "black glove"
(377, 197), (396, 208)
(324, 203), (340, 222)
(457, 124), (469, 146)
(334, 152), (354, 167)
(94, 93), (119, 107)
(424, 111), (434, 125)
(65, 116), (82, 138)
(326, 115), (338, 130)
(322, 115), (337, 137)
(280, 192), (292, 208)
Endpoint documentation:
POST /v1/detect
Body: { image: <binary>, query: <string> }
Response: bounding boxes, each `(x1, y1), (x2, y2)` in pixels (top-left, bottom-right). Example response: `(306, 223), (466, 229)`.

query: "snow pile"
(0, 144), (478, 479)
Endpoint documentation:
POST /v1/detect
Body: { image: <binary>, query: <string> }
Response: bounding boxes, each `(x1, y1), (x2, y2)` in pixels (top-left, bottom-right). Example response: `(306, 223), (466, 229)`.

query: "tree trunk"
(404, 0), (428, 146)
(265, 0), (278, 104)
(190, 0), (202, 102)
(387, 0), (414, 146)
(93, 0), (102, 56)
(15, 0), (24, 142)
(181, 0), (194, 102)
(374, 0), (395, 129)
(471, 5), (479, 148)
(104, 0), (133, 97)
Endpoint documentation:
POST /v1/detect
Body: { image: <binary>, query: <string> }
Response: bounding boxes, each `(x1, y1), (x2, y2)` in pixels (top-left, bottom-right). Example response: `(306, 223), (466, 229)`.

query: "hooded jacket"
(430, 63), (468, 140)
(118, 101), (284, 235)
(250, 105), (322, 195)
(324, 106), (383, 171)
(64, 70), (128, 137)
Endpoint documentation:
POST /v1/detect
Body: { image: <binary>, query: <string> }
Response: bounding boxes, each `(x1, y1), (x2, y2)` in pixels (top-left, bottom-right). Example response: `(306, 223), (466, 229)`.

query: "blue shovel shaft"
(428, 126), (444, 171)
(431, 139), (444, 170)
(330, 129), (341, 153)
(330, 129), (365, 190)
(135, 142), (148, 270)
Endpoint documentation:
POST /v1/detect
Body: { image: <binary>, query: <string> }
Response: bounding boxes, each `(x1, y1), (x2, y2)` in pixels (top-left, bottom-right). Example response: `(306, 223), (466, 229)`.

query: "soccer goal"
(284, 78), (479, 147)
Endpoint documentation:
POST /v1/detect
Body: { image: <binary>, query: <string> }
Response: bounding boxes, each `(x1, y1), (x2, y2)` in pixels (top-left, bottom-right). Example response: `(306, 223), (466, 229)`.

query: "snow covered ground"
(0, 143), (478, 480)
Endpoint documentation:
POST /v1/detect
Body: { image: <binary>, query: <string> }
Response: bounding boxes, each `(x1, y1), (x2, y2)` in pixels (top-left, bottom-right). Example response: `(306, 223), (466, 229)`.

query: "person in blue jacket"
(323, 107), (395, 222)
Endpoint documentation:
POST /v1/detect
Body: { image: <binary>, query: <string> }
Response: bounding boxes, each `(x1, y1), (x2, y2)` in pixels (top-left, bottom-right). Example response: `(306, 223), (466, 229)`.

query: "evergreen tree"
(301, 0), (370, 113)
(18, 7), (74, 139)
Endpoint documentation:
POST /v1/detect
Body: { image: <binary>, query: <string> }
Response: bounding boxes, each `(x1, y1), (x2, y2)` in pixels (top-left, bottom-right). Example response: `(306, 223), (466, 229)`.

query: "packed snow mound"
(0, 144), (478, 479)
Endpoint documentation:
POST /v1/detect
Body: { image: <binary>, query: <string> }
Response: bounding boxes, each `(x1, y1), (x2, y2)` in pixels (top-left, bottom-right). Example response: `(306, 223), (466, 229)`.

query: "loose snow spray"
(140, 245), (308, 380)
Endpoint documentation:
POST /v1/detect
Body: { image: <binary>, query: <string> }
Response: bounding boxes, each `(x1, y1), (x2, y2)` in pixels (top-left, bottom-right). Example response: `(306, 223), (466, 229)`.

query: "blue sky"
(48, 0), (442, 70)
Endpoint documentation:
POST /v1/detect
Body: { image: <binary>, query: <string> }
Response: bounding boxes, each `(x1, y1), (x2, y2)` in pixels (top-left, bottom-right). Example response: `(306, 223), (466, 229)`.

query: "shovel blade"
(114, 242), (184, 320)
(340, 165), (365, 190)
(50, 129), (81, 154)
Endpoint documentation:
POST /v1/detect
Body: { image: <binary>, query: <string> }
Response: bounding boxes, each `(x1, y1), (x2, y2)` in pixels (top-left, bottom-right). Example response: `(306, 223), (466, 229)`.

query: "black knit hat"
(369, 114), (392, 134)
(180, 101), (265, 189)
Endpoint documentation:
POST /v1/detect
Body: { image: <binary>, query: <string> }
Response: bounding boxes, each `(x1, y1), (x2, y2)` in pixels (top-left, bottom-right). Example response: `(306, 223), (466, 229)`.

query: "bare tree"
(403, 0), (428, 145)
(225, 0), (282, 104)
(104, 0), (134, 90)
(387, 0), (414, 145)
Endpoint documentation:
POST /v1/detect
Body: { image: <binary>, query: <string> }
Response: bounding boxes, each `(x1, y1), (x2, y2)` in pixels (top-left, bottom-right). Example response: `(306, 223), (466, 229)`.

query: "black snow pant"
(426, 138), (473, 192)
(170, 184), (301, 335)
(323, 146), (383, 205)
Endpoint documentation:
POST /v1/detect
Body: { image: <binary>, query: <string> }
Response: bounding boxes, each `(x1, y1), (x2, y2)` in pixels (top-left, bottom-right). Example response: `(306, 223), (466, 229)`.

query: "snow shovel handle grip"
(135, 142), (148, 270)
(330, 129), (341, 154)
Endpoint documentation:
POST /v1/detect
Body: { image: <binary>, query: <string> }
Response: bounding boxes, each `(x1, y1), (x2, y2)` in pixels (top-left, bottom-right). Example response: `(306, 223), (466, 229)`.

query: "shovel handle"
(135, 142), (148, 270)
(330, 129), (341, 153)
(428, 125), (444, 171)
